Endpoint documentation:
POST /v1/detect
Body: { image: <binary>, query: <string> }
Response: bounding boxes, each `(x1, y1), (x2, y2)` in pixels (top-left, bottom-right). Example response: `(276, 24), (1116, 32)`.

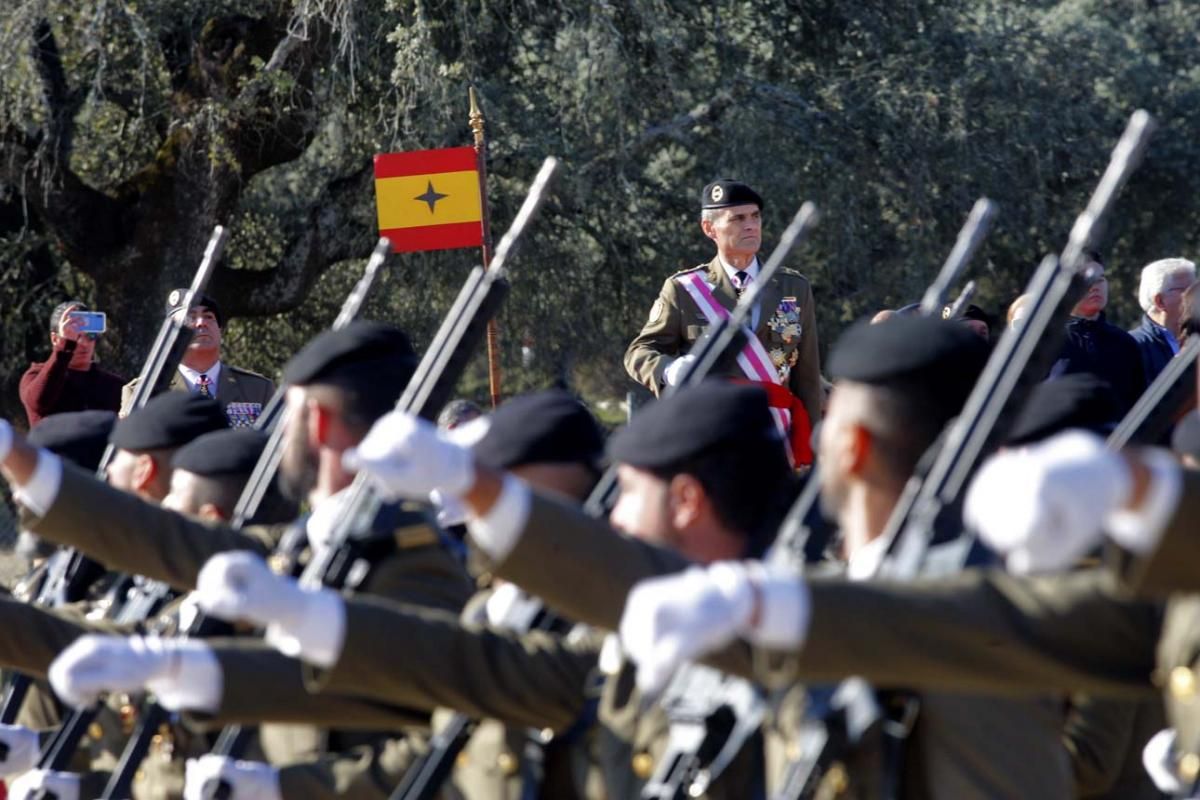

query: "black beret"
(172, 428), (267, 477)
(111, 393), (229, 451)
(1172, 409), (1200, 462)
(474, 390), (605, 471)
(27, 411), (116, 471)
(828, 316), (989, 415)
(283, 322), (417, 398)
(166, 289), (224, 329)
(1006, 374), (1117, 447)
(701, 180), (764, 211)
(609, 381), (784, 468)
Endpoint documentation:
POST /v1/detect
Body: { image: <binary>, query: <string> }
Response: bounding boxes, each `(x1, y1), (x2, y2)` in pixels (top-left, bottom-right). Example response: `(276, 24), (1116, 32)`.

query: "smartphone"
(68, 311), (107, 334)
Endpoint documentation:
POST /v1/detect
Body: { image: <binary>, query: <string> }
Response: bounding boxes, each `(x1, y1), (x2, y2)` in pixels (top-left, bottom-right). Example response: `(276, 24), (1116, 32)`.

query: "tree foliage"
(3, 0), (1200, 423)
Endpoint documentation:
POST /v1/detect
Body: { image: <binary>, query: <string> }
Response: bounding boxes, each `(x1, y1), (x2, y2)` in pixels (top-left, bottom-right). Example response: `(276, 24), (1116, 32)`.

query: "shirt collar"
(718, 255), (760, 284)
(177, 360), (222, 394)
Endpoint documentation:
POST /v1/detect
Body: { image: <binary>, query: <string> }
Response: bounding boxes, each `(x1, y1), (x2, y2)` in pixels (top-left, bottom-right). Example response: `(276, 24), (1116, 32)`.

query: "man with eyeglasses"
(20, 300), (125, 427)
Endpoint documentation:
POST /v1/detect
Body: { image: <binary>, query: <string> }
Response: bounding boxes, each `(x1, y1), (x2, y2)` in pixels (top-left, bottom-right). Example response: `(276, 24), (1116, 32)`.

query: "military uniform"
(624, 179), (823, 436)
(624, 258), (823, 429)
(120, 365), (275, 428)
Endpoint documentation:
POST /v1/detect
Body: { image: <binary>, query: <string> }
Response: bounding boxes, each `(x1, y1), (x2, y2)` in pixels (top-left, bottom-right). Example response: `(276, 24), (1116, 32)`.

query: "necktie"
(197, 373), (211, 397)
(733, 270), (750, 296)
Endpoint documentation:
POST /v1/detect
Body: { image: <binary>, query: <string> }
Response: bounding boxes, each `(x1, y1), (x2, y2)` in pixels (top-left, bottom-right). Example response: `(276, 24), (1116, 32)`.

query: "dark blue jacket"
(1049, 313), (1146, 421)
(1129, 314), (1177, 384)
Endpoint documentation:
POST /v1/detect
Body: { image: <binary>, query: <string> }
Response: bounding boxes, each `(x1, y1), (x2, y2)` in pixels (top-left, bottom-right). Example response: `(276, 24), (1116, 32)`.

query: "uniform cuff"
(745, 562), (810, 650)
(147, 639), (223, 714)
(13, 449), (63, 517)
(1106, 449), (1183, 555)
(466, 474), (531, 562)
(264, 587), (345, 669)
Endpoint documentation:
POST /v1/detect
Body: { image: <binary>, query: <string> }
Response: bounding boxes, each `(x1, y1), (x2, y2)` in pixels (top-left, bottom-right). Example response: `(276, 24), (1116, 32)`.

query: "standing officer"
(120, 291), (274, 428)
(624, 180), (822, 463)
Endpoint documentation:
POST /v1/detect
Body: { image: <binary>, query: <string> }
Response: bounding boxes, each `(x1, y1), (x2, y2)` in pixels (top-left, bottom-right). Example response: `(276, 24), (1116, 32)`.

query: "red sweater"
(19, 340), (125, 427)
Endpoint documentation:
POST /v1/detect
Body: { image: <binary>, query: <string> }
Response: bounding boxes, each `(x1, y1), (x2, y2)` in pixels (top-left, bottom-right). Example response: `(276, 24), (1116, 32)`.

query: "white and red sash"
(676, 272), (812, 464)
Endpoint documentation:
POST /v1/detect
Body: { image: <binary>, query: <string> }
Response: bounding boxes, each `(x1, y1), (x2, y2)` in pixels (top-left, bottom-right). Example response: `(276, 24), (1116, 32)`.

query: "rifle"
(0, 228), (227, 736)
(771, 110), (1156, 800)
(191, 157), (558, 800)
(94, 238), (394, 800)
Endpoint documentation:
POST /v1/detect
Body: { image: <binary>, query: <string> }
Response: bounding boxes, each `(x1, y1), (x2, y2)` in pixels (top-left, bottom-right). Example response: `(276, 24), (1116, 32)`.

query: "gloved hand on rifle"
(0, 722), (40, 777)
(184, 754), (281, 800)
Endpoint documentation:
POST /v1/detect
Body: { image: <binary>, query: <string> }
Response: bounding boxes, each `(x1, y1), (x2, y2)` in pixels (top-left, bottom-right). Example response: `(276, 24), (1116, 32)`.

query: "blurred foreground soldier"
(1049, 251), (1146, 419)
(108, 382), (796, 799)
(20, 300), (124, 427)
(624, 180), (821, 463)
(1131, 258), (1196, 382)
(616, 433), (1200, 796)
(943, 303), (992, 341)
(120, 291), (274, 428)
(1171, 410), (1200, 468)
(0, 321), (473, 798)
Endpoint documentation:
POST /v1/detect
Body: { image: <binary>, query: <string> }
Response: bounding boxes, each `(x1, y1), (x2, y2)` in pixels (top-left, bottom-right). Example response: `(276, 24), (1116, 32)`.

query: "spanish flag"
(374, 147), (484, 253)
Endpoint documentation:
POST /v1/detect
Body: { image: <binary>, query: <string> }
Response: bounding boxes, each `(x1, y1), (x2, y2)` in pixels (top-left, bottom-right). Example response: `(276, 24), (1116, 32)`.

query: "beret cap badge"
(710, 185), (724, 203)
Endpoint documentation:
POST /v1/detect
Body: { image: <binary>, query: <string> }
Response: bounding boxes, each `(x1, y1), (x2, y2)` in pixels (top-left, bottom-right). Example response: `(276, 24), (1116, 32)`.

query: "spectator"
(1129, 257), (1196, 382)
(1047, 252), (1146, 421)
(19, 300), (124, 427)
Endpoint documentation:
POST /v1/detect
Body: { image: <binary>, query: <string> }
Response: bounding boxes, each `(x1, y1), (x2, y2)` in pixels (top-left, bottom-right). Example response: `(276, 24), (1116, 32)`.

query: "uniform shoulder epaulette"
(669, 263), (709, 278)
(227, 364), (272, 381)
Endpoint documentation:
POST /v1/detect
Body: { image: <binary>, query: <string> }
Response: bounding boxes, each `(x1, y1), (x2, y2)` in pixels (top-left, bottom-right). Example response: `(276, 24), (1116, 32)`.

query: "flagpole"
(470, 87), (502, 408)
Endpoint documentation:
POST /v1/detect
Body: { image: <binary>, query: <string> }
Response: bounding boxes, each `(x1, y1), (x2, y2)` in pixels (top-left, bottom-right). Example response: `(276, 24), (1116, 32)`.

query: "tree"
(4, 0), (1200, 424)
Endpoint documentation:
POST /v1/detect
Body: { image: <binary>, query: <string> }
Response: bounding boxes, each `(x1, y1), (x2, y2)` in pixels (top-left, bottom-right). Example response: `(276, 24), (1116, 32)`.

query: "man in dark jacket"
(1048, 253), (1146, 421)
(1129, 257), (1195, 383)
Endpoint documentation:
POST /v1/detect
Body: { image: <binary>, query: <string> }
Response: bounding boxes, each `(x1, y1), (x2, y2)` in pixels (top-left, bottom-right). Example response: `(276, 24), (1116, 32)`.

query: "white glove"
(48, 635), (221, 712)
(0, 418), (12, 463)
(195, 552), (344, 668)
(184, 755), (281, 800)
(662, 355), (696, 387)
(964, 431), (1131, 574)
(620, 561), (809, 696)
(342, 411), (475, 500)
(9, 769), (81, 800)
(1142, 728), (1184, 795)
(0, 722), (40, 777)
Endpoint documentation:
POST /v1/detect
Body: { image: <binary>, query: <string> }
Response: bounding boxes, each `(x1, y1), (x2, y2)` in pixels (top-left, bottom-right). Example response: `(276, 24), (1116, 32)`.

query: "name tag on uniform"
(225, 402), (262, 429)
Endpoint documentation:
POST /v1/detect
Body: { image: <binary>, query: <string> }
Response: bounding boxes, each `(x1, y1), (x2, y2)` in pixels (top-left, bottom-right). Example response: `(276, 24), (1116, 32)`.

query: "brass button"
(1170, 667), (1197, 701)
(632, 752), (654, 779)
(496, 751), (518, 776)
(87, 722), (103, 741)
(822, 763), (849, 794)
(455, 751), (469, 768)
(1179, 752), (1200, 782)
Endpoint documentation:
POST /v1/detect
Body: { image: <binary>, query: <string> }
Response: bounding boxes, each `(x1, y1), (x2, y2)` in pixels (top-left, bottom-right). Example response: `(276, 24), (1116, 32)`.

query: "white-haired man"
(1131, 257), (1196, 382)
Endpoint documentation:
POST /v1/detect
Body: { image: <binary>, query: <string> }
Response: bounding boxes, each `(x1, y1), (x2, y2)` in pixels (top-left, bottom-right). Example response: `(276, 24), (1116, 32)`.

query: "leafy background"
(2, 0), (1199, 427)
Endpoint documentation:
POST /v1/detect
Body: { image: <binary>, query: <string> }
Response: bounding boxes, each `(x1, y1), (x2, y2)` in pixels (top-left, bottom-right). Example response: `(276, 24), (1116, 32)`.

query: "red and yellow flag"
(373, 147), (483, 253)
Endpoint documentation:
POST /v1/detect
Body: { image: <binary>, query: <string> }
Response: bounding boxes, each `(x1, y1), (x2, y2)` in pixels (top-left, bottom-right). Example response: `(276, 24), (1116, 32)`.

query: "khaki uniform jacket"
(486, 493), (1073, 799)
(120, 365), (275, 426)
(20, 461), (474, 799)
(624, 258), (823, 427)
